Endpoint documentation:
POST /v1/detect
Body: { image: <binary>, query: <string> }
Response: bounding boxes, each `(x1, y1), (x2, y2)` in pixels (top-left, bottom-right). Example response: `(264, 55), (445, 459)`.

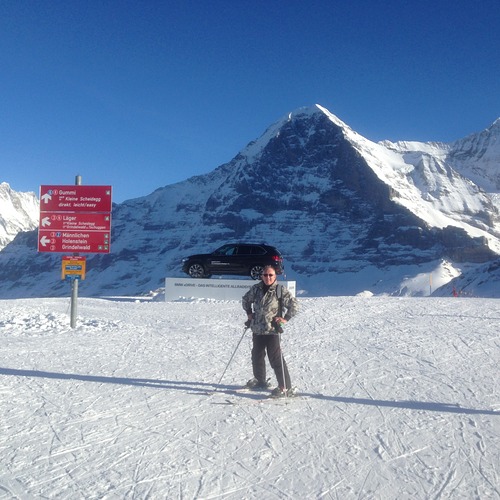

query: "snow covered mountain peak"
(238, 104), (350, 163)
(448, 118), (500, 193)
(0, 182), (39, 250)
(286, 103), (349, 127)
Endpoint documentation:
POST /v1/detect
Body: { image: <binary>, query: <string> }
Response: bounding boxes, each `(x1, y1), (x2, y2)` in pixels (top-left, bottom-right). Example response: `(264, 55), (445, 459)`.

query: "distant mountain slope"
(0, 105), (498, 298)
(0, 182), (39, 250)
(449, 118), (500, 193)
(433, 258), (500, 298)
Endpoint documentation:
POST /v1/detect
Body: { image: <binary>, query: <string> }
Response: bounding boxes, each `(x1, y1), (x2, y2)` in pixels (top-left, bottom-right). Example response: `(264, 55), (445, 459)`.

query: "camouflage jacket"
(242, 282), (299, 335)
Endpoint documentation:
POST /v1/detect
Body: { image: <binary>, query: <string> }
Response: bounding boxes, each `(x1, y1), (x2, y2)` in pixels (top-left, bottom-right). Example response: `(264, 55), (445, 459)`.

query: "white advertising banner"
(165, 278), (296, 301)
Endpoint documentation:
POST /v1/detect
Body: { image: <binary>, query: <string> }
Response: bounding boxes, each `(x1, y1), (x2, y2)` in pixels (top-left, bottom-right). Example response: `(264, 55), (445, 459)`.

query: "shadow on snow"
(1, 366), (498, 416)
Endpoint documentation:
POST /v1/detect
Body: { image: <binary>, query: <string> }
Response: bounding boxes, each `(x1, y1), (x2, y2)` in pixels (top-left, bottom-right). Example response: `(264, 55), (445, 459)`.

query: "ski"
(265, 391), (301, 402)
(230, 386), (271, 394)
(226, 387), (271, 400)
(205, 380), (301, 404)
(235, 394), (303, 405)
(203, 385), (269, 397)
(209, 389), (303, 405)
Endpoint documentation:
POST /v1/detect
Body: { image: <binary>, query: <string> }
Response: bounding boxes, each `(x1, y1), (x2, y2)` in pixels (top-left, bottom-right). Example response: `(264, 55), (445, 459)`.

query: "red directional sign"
(38, 184), (112, 254)
(38, 230), (110, 253)
(40, 185), (112, 212)
(39, 212), (111, 232)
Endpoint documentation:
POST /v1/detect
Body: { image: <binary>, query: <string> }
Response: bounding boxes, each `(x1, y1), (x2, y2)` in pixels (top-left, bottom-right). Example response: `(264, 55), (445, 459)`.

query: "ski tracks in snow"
(281, 297), (500, 499)
(0, 297), (498, 498)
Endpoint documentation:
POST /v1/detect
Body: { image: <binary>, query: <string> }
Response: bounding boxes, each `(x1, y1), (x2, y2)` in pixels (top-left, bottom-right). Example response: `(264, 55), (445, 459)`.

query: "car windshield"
(213, 245), (236, 256)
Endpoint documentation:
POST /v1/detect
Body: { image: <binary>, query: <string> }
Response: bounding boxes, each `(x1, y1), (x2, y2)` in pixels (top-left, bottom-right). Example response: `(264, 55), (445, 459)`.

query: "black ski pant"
(251, 333), (291, 389)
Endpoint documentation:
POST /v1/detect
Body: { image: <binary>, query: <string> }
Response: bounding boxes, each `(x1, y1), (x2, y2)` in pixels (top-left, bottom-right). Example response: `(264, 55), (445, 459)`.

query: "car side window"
(251, 246), (266, 255)
(237, 246), (253, 255)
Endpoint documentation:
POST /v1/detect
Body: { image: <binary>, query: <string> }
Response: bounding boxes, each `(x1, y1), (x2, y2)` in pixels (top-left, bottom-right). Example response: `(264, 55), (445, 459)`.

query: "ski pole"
(214, 324), (249, 389)
(278, 331), (288, 397)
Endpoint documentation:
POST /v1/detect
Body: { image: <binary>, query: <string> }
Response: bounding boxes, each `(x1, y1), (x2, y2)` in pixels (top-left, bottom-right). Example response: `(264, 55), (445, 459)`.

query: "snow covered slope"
(433, 258), (500, 298)
(449, 118), (500, 193)
(0, 182), (39, 250)
(0, 296), (498, 498)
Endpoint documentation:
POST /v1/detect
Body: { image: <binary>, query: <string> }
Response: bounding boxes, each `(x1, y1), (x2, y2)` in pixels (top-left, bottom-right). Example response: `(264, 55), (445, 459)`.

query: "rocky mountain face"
(0, 182), (39, 250)
(449, 118), (500, 193)
(0, 105), (499, 298)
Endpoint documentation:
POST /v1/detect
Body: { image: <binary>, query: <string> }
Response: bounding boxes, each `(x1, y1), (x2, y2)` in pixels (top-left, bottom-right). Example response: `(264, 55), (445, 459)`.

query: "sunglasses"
(262, 274), (275, 277)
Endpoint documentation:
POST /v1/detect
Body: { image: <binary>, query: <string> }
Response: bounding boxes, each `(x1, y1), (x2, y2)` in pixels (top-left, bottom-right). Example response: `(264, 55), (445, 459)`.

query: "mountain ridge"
(0, 105), (499, 298)
(0, 182), (39, 250)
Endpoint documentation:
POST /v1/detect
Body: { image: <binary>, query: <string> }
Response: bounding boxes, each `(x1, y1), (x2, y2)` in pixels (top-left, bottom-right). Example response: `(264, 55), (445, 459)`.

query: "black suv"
(182, 243), (284, 280)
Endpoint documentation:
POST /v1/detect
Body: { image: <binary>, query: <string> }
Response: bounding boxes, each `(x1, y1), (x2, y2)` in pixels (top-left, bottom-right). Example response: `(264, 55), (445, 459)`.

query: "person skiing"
(242, 265), (299, 397)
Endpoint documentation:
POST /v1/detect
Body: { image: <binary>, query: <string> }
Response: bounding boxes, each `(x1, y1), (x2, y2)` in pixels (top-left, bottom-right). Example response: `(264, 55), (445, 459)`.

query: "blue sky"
(1, 0), (499, 203)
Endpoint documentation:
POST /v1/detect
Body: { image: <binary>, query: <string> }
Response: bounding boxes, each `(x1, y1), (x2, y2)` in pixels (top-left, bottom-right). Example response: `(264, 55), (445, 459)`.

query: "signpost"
(38, 230), (110, 253)
(40, 212), (111, 231)
(39, 185), (112, 212)
(38, 185), (112, 253)
(62, 256), (87, 281)
(38, 178), (112, 327)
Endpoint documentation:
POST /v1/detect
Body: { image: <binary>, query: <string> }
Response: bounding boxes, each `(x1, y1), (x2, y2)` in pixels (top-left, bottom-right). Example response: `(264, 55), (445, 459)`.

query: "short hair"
(261, 265), (276, 274)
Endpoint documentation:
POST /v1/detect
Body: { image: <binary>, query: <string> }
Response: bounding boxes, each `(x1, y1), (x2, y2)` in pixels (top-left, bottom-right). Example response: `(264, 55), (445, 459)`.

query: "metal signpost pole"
(70, 175), (82, 329)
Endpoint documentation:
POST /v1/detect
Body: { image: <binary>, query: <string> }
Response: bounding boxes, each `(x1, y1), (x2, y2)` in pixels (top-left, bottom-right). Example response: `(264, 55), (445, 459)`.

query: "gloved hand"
(272, 318), (284, 333)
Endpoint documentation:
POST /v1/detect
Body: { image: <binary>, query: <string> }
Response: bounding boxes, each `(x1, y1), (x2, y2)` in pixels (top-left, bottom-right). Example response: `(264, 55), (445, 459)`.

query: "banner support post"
(70, 174), (82, 329)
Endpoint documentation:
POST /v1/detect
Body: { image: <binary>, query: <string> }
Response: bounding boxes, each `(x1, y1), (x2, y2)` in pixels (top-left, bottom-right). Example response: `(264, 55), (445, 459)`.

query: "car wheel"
(188, 263), (206, 279)
(250, 265), (264, 280)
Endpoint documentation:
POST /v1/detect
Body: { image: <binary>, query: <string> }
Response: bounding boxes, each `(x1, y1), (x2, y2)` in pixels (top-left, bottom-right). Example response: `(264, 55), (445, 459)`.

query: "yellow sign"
(61, 256), (86, 280)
